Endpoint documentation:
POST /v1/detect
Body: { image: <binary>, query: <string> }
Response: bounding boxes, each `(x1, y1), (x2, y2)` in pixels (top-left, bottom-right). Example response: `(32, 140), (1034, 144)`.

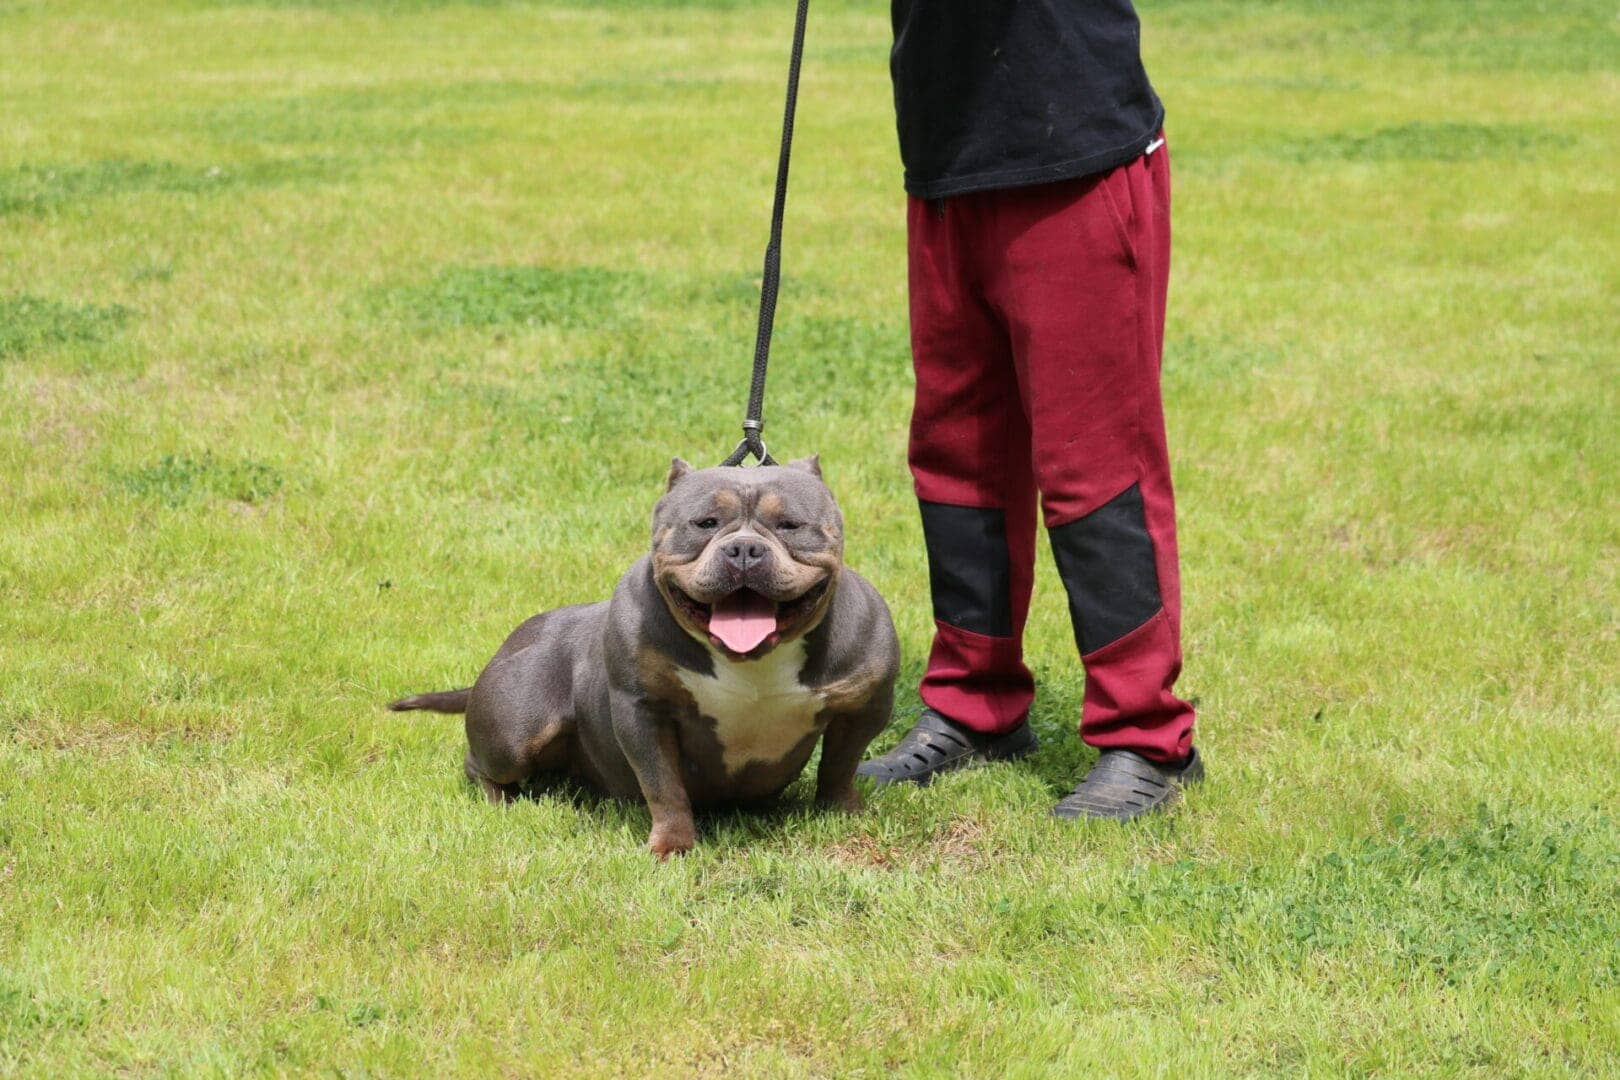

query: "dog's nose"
(721, 537), (768, 571)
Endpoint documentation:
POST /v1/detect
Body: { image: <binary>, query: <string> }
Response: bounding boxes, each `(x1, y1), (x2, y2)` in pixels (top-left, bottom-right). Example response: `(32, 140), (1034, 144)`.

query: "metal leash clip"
(724, 420), (773, 467)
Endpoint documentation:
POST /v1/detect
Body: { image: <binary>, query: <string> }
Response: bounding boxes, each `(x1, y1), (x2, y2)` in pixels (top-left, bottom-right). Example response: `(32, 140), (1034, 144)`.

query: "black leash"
(721, 0), (811, 468)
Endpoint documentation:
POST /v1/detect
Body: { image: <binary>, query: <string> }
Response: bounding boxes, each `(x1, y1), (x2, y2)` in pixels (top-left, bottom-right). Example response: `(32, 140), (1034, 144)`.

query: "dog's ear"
(665, 457), (694, 491)
(784, 454), (822, 478)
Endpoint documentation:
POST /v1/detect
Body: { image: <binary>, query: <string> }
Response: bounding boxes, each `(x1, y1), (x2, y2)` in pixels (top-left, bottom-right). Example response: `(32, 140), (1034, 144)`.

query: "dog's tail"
(388, 688), (471, 714)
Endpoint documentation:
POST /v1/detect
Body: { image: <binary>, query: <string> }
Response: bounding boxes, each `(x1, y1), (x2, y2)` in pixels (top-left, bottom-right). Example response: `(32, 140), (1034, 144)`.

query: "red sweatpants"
(906, 137), (1195, 763)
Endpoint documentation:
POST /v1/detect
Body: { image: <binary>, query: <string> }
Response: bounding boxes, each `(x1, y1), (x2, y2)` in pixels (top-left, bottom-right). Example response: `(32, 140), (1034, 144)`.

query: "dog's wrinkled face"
(651, 456), (843, 659)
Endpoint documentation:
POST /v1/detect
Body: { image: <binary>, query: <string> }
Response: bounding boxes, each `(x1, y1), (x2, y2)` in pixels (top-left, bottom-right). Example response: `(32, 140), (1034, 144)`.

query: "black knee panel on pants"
(1050, 483), (1162, 655)
(918, 501), (1013, 637)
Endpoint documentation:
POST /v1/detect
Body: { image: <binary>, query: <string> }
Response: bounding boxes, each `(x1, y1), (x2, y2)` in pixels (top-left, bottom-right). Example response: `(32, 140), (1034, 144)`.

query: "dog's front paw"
(647, 821), (696, 860)
(816, 786), (864, 814)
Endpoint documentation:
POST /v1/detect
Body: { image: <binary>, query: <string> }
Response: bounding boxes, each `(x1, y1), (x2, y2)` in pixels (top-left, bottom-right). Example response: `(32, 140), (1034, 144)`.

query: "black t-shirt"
(890, 0), (1164, 198)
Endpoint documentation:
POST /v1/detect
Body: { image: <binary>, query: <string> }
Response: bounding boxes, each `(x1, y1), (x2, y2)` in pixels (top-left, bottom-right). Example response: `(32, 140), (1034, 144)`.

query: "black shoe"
(856, 708), (1037, 787)
(1052, 747), (1205, 821)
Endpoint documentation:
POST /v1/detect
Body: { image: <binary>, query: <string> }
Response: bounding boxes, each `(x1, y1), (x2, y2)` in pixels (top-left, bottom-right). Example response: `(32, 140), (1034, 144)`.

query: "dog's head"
(651, 456), (842, 659)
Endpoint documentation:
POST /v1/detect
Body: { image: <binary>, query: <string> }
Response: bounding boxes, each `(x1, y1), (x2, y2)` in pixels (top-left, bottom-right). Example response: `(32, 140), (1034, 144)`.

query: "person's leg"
(905, 194), (1039, 736)
(985, 139), (1196, 768)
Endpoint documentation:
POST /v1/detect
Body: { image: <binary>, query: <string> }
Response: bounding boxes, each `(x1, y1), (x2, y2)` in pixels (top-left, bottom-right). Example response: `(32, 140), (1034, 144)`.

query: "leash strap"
(722, 0), (810, 467)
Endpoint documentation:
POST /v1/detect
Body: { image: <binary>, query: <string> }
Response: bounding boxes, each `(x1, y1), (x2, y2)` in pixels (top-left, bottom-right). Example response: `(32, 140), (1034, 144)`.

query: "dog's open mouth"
(672, 579), (830, 657)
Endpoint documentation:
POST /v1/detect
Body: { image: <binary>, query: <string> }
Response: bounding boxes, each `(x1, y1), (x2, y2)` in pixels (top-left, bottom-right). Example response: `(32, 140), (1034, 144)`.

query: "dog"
(390, 455), (899, 857)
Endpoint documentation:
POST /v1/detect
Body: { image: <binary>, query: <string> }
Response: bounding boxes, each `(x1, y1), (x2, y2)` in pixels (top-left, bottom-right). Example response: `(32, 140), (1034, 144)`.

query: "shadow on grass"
(491, 770), (834, 850)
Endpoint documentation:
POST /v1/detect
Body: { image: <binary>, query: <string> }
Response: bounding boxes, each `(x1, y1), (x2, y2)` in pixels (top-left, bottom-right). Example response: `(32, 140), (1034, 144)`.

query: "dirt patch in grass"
(826, 834), (898, 869)
(829, 815), (990, 870)
(929, 815), (988, 863)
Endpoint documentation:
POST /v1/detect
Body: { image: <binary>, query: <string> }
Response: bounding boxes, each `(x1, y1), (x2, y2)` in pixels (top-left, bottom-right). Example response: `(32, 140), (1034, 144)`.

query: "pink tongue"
(709, 590), (778, 653)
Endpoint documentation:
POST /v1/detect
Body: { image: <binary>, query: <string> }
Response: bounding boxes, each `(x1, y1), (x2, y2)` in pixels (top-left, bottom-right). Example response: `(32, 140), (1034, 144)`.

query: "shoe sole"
(859, 725), (1039, 788)
(1051, 747), (1206, 821)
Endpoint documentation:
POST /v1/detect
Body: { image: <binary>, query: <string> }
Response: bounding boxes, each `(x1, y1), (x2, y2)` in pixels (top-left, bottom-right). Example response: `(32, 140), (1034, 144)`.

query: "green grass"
(2, 0), (1617, 1073)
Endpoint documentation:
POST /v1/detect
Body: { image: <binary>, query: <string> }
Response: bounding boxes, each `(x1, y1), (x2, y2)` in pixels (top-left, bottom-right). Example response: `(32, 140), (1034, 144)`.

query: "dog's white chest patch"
(675, 640), (824, 774)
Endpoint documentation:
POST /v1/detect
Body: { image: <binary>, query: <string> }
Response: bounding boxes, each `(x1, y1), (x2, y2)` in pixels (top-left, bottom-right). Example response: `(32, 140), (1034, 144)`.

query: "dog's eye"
(693, 517), (719, 530)
(777, 520), (802, 532)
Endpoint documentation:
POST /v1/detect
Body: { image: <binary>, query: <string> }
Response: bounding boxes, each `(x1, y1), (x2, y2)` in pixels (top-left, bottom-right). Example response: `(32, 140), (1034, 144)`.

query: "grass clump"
(0, 159), (341, 217)
(372, 265), (646, 331)
(116, 452), (287, 507)
(0, 294), (130, 358)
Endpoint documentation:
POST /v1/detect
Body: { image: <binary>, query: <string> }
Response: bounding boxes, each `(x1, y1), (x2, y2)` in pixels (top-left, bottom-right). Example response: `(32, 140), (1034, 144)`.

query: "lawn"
(2, 0), (1618, 1074)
